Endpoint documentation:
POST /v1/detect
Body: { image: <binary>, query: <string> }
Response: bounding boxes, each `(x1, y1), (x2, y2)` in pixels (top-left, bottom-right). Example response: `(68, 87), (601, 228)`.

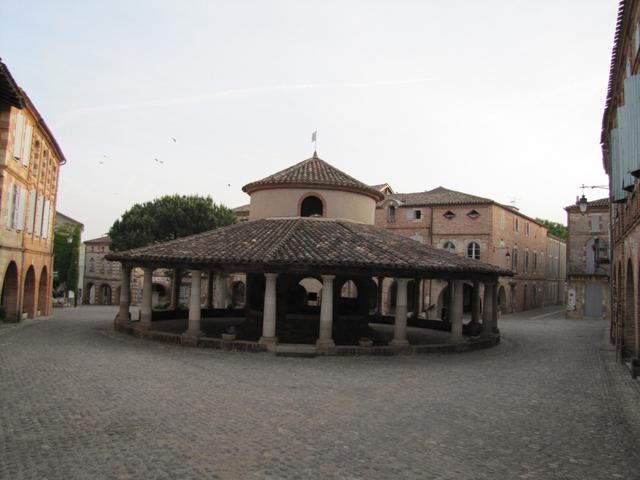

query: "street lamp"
(576, 184), (608, 215)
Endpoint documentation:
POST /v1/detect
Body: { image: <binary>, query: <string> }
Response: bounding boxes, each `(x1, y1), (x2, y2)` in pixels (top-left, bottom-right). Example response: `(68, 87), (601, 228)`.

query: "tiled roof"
(232, 204), (250, 213)
(0, 59), (23, 108)
(380, 186), (494, 207)
(242, 152), (385, 201)
(565, 197), (610, 211)
(107, 217), (511, 277)
(85, 235), (112, 244)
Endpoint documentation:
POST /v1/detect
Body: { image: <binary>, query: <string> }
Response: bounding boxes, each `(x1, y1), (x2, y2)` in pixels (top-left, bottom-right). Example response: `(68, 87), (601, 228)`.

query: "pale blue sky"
(1, 0), (616, 239)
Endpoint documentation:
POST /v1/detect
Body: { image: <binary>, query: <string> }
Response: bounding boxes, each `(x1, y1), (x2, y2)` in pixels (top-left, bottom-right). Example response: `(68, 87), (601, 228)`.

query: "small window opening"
(443, 211), (455, 219)
(300, 196), (323, 217)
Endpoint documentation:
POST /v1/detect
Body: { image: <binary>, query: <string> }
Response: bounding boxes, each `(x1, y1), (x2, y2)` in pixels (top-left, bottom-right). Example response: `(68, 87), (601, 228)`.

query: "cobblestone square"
(1, 306), (639, 479)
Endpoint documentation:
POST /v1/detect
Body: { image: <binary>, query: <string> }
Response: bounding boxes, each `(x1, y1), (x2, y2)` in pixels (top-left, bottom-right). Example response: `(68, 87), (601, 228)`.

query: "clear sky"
(1, 0), (617, 240)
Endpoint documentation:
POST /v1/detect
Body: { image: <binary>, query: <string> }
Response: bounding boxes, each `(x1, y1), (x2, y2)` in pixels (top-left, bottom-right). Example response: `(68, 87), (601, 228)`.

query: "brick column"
(186, 269), (202, 336)
(316, 275), (335, 349)
(390, 278), (410, 347)
(449, 280), (464, 341)
(259, 273), (278, 346)
(118, 266), (131, 323)
(140, 268), (153, 328)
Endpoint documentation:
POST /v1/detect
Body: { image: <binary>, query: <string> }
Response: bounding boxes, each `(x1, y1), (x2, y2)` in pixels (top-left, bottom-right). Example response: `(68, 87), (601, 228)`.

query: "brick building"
(601, 0), (640, 368)
(0, 59), (65, 321)
(374, 186), (566, 315)
(564, 198), (610, 320)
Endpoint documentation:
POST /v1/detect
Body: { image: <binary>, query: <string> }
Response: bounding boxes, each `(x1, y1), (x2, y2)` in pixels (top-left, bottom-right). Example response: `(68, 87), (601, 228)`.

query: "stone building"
(374, 186), (566, 315)
(109, 153), (510, 355)
(564, 198), (610, 319)
(0, 59), (65, 321)
(53, 211), (84, 304)
(601, 0), (640, 368)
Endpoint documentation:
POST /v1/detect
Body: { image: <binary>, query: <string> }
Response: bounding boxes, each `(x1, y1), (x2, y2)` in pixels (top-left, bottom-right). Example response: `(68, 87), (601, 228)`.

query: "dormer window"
(443, 211), (455, 220)
(467, 210), (480, 219)
(388, 205), (396, 223)
(300, 195), (323, 217)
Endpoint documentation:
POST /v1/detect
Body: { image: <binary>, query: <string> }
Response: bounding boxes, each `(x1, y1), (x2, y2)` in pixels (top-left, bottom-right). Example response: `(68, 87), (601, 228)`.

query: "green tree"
(535, 218), (568, 239)
(109, 194), (237, 251)
(53, 223), (82, 302)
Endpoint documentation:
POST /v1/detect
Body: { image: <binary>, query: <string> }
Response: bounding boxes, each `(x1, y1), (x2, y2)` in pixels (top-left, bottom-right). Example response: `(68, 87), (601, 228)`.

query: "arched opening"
(86, 283), (96, 305)
(1, 262), (20, 321)
(152, 283), (168, 307)
(298, 277), (321, 307)
(340, 280), (358, 298)
(100, 284), (112, 305)
(443, 241), (456, 253)
(231, 281), (246, 308)
(625, 259), (635, 356)
(300, 195), (323, 217)
(462, 283), (473, 313)
(37, 266), (49, 316)
(497, 286), (507, 314)
(467, 242), (480, 260)
(23, 266), (36, 319)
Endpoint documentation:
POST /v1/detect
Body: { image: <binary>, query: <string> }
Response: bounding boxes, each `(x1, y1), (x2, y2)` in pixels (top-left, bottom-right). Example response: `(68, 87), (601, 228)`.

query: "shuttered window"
(13, 113), (25, 159)
(21, 124), (33, 167)
(27, 189), (36, 234)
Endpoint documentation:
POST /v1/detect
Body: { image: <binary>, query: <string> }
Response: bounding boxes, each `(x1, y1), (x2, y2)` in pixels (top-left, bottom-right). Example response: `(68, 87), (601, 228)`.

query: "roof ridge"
(263, 217), (300, 262)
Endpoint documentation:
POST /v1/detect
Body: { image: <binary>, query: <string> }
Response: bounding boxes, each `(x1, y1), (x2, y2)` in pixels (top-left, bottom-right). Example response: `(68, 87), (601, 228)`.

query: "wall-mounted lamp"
(576, 184), (608, 215)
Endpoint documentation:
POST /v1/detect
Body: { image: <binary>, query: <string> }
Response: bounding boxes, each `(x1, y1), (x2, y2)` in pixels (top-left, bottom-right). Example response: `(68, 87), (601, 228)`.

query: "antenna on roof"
(311, 129), (318, 155)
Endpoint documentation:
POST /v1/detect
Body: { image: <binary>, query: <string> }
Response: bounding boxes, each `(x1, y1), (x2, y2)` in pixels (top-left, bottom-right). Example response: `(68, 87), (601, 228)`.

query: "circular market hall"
(107, 153), (512, 355)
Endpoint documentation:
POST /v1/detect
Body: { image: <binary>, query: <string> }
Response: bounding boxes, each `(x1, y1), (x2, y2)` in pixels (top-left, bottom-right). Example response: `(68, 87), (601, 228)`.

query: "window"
(533, 252), (537, 273)
(443, 210), (455, 220)
(524, 250), (529, 273)
(388, 205), (396, 223)
(467, 242), (480, 260)
(300, 195), (323, 217)
(443, 241), (456, 253)
(513, 218), (519, 232)
(512, 248), (519, 272)
(467, 210), (480, 219)
(525, 222), (530, 236)
(89, 258), (95, 273)
(590, 215), (601, 232)
(413, 209), (422, 220)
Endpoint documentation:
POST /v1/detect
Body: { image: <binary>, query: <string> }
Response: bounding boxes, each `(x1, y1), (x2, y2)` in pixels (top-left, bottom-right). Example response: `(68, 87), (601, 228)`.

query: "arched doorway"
(298, 277), (322, 307)
(87, 283), (96, 305)
(497, 286), (507, 314)
(23, 266), (36, 318)
(100, 284), (112, 305)
(37, 266), (49, 316)
(1, 261), (20, 321)
(152, 283), (167, 307)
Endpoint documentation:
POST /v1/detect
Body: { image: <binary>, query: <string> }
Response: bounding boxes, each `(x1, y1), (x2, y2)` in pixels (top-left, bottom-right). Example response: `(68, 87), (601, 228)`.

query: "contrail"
(66, 77), (431, 116)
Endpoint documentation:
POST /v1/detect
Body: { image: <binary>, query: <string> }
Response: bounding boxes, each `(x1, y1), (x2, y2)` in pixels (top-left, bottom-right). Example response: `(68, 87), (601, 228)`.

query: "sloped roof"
(0, 59), (23, 108)
(107, 217), (511, 277)
(233, 204), (250, 213)
(565, 197), (609, 212)
(242, 152), (384, 201)
(85, 235), (112, 245)
(380, 186), (494, 207)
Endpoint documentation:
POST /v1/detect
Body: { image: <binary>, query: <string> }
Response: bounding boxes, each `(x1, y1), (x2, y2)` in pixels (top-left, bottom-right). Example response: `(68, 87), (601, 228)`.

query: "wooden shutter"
(13, 113), (25, 159)
(21, 124), (33, 167)
(27, 190), (36, 234)
(5, 182), (14, 228)
(16, 188), (26, 230)
(34, 196), (43, 237)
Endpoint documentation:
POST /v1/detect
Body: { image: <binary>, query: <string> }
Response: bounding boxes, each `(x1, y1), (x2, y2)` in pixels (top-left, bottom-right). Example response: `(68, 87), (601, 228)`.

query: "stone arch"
(625, 258), (635, 356)
(86, 282), (96, 305)
(1, 261), (20, 321)
(23, 266), (37, 319)
(37, 266), (49, 316)
(300, 194), (324, 217)
(340, 280), (358, 298)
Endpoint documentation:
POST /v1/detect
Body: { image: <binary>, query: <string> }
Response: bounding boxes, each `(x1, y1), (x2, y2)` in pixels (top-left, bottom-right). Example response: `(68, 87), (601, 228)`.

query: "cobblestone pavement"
(1, 306), (640, 480)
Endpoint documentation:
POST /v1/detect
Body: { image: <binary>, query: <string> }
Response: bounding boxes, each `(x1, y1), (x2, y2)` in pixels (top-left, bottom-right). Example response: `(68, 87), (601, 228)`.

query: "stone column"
(376, 276), (384, 315)
(390, 278), (410, 347)
(118, 266), (131, 323)
(316, 275), (335, 349)
(259, 273), (278, 345)
(482, 281), (495, 338)
(449, 280), (464, 341)
(140, 267), (153, 328)
(170, 268), (181, 310)
(186, 269), (202, 336)
(470, 280), (481, 325)
(215, 273), (227, 309)
(206, 270), (214, 309)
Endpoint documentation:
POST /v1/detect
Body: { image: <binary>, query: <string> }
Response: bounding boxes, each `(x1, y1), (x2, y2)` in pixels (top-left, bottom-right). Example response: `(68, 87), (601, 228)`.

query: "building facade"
(565, 198), (610, 320)
(374, 187), (566, 315)
(601, 0), (640, 366)
(0, 59), (65, 321)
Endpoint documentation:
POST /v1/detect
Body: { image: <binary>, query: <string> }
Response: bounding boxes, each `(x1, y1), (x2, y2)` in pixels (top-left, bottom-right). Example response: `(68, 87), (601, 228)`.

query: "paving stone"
(0, 306), (639, 479)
